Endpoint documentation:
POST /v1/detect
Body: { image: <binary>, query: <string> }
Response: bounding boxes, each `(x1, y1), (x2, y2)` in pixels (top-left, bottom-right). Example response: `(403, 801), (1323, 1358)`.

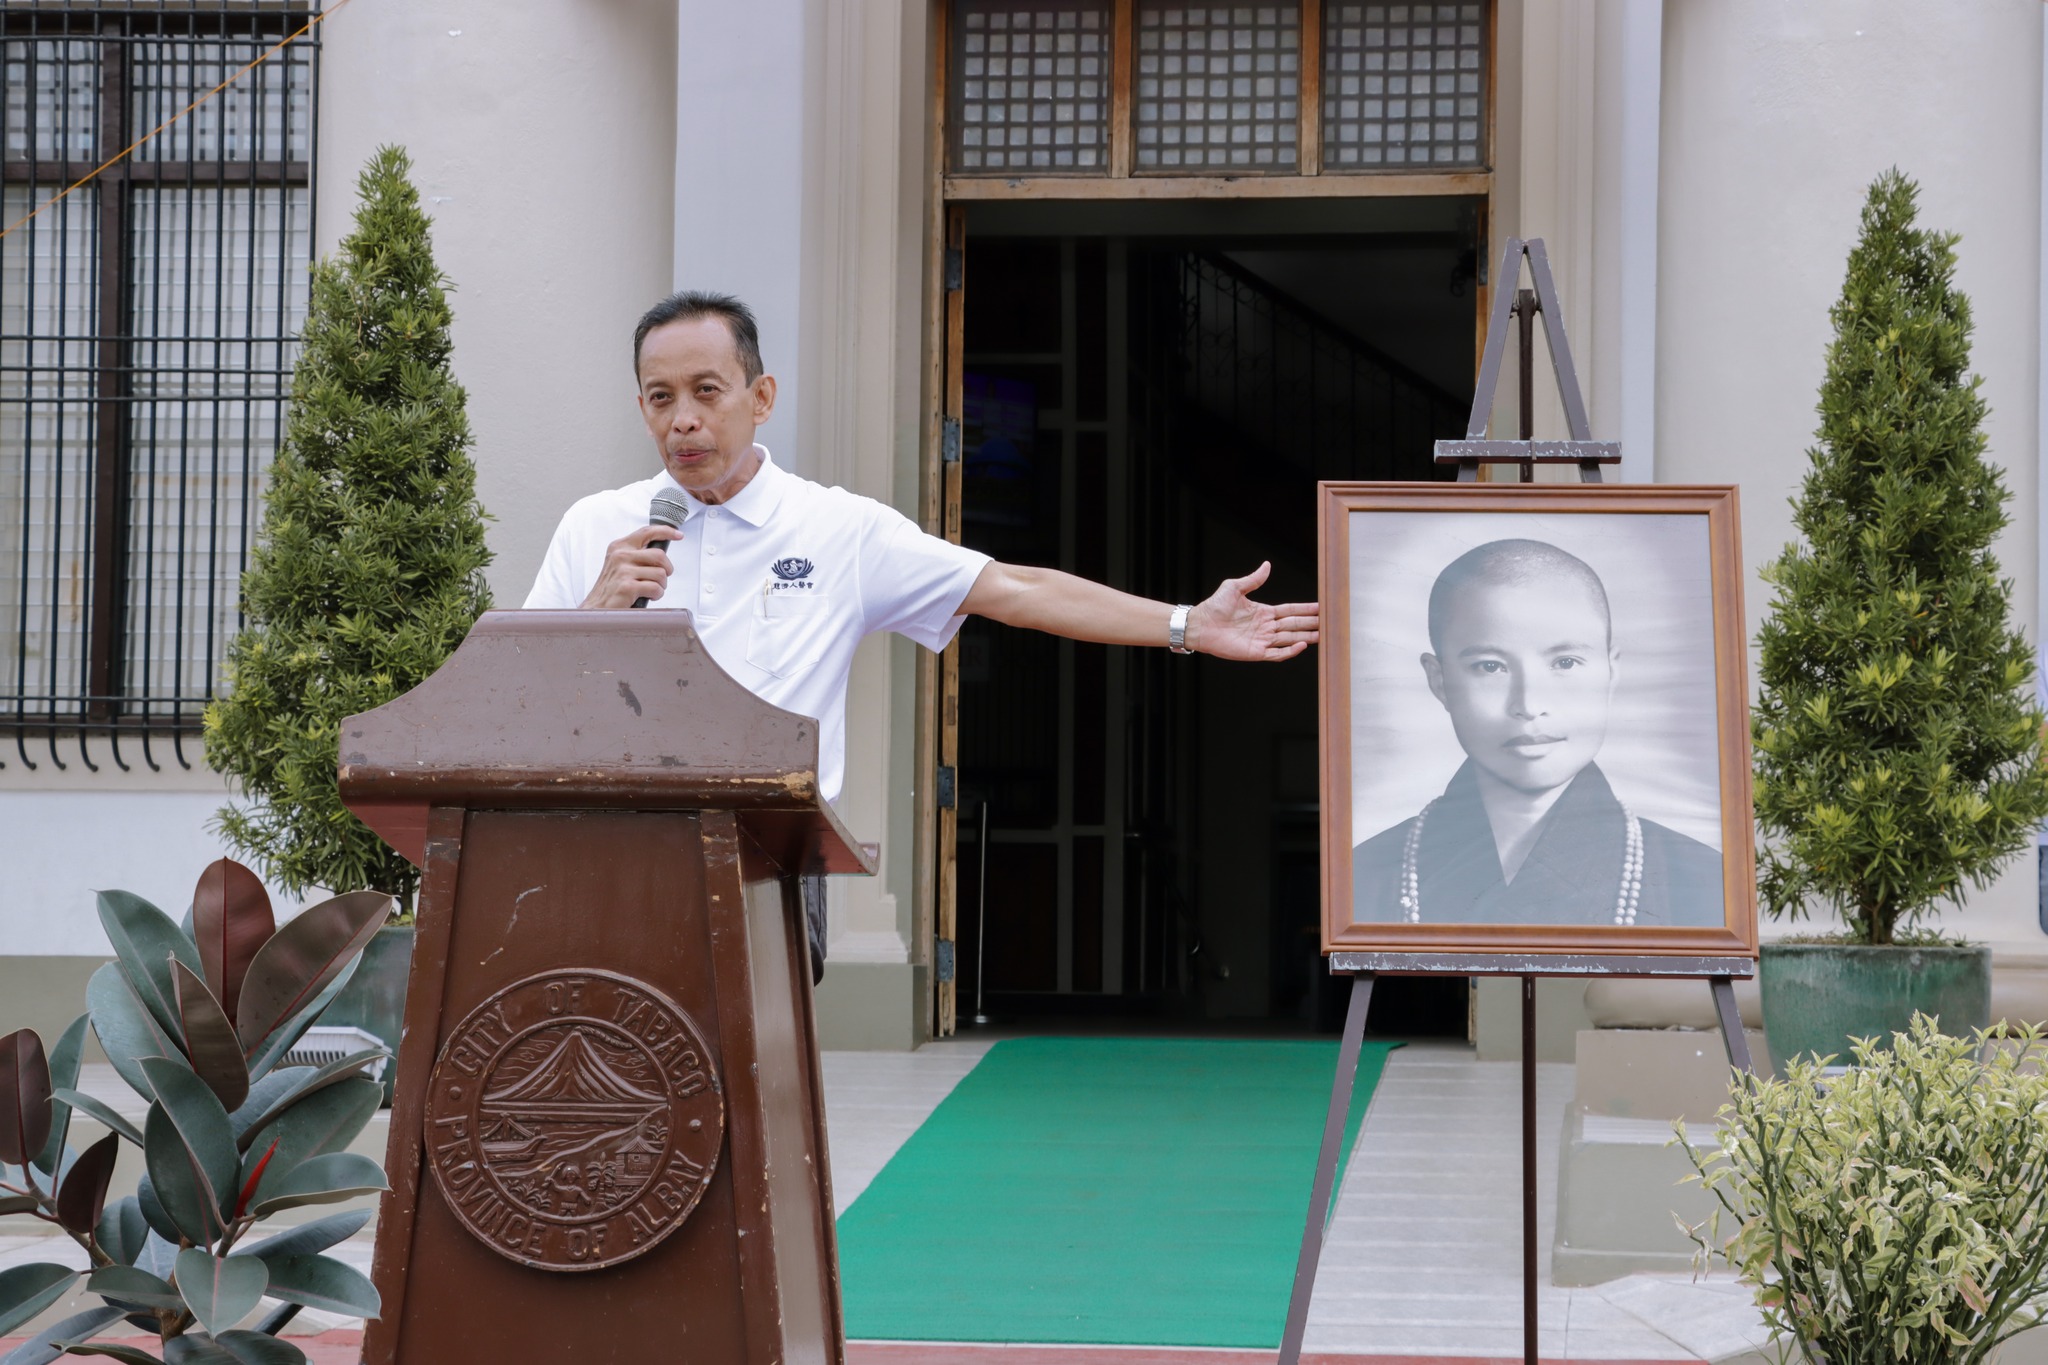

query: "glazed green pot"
(1759, 941), (1991, 1067)
(320, 922), (415, 1107)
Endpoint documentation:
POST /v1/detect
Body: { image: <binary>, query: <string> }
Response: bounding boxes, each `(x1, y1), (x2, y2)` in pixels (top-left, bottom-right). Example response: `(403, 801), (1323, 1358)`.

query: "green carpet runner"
(836, 1036), (1399, 1348)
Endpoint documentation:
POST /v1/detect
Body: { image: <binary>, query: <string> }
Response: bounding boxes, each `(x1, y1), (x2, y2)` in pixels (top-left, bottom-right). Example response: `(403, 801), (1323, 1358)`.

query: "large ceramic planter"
(319, 922), (414, 1106)
(1759, 941), (1991, 1067)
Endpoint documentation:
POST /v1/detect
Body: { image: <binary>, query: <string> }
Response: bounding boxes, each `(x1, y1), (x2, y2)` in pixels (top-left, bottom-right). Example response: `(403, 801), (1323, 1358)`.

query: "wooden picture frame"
(1319, 483), (1759, 961)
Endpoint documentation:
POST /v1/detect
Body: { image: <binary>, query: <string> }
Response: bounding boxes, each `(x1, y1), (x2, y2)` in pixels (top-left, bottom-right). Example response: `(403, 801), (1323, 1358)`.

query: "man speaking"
(525, 291), (1319, 973)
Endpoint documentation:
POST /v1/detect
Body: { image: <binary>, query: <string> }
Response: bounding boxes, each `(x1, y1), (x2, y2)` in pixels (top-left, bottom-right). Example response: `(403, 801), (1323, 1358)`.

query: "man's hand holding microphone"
(579, 491), (689, 610)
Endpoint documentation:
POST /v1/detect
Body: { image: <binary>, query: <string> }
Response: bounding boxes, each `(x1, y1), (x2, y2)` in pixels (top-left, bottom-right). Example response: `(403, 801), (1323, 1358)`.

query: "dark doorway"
(951, 220), (1477, 1037)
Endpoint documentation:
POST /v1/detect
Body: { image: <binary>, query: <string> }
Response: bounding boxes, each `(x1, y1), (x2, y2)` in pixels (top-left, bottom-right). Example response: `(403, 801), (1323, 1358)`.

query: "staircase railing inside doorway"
(1165, 251), (1469, 484)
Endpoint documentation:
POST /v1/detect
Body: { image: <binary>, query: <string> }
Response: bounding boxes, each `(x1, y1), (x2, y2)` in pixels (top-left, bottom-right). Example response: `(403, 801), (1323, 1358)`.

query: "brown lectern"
(337, 610), (873, 1364)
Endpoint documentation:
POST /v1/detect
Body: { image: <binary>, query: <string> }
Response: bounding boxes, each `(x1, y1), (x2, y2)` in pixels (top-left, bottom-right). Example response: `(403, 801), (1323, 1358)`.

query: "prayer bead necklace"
(1398, 798), (1644, 925)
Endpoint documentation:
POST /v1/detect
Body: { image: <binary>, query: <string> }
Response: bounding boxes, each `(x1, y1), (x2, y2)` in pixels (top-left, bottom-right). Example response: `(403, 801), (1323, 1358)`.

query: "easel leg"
(1709, 976), (1756, 1074)
(1521, 975), (1538, 1365)
(1276, 972), (1375, 1365)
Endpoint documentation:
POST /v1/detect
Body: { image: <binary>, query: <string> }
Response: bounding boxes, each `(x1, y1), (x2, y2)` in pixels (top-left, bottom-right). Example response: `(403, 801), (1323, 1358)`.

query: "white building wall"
(1657, 0), (2046, 947)
(0, 0), (681, 958)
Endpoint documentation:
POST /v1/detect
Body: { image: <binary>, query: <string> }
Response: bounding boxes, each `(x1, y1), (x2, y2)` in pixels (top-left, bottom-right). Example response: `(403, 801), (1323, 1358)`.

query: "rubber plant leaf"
(133, 1173), (182, 1245)
(242, 960), (362, 1084)
(236, 1078), (381, 1210)
(0, 1264), (78, 1337)
(172, 1248), (268, 1338)
(33, 1014), (88, 1176)
(228, 1053), (383, 1154)
(54, 1132), (119, 1235)
(84, 965), (183, 1103)
(51, 1090), (144, 1149)
(84, 1266), (184, 1313)
(0, 1305), (124, 1365)
(191, 860), (273, 1027)
(234, 892), (390, 1056)
(257, 1253), (380, 1319)
(96, 891), (202, 1040)
(161, 1334), (241, 1365)
(227, 1070), (309, 1145)
(138, 1059), (237, 1246)
(49, 1344), (165, 1364)
(94, 1198), (148, 1268)
(241, 1210), (370, 1263)
(211, 1334), (309, 1365)
(247, 1153), (388, 1219)
(171, 964), (249, 1112)
(0, 1030), (52, 1168)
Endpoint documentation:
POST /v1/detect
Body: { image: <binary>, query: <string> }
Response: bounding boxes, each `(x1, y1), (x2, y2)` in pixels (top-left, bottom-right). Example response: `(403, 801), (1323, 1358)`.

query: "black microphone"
(631, 490), (689, 609)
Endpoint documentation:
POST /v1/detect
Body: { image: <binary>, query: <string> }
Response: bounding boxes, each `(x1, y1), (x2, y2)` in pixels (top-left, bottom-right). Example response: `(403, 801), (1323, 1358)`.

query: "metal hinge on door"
(944, 245), (963, 292)
(941, 416), (962, 465)
(936, 764), (957, 809)
(935, 939), (956, 984)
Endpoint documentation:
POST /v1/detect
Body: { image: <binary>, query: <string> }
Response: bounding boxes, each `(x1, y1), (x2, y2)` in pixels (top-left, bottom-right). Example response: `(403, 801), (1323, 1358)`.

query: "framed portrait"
(1319, 484), (1759, 961)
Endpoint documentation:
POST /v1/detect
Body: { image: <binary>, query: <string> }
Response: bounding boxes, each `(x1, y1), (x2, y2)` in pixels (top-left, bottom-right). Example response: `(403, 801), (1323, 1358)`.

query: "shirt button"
(708, 545), (718, 556)
(704, 583), (716, 595)
(708, 508), (721, 518)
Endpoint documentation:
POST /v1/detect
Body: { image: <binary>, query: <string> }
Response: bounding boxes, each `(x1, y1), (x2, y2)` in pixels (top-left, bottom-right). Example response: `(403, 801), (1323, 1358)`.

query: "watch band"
(1169, 604), (1194, 655)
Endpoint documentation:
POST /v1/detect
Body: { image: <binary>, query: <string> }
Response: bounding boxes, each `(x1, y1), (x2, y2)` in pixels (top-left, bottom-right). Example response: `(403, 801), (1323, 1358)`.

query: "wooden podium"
(338, 610), (874, 1364)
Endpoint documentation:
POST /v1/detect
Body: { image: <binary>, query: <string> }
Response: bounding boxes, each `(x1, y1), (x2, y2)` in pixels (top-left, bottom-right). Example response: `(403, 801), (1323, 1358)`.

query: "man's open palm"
(1193, 562), (1319, 661)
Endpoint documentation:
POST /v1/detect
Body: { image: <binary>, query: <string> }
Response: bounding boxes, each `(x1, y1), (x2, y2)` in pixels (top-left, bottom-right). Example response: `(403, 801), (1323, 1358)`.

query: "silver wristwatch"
(1169, 604), (1194, 655)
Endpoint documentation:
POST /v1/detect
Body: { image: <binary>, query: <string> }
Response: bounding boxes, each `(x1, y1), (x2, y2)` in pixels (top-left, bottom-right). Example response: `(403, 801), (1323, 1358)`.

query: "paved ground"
(3, 1040), (1782, 1362)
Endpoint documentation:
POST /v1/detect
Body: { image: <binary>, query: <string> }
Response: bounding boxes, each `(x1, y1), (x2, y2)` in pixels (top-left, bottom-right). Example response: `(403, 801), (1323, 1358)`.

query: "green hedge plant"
(205, 145), (492, 916)
(1680, 1015), (2048, 1362)
(1751, 168), (2048, 945)
(0, 858), (392, 1364)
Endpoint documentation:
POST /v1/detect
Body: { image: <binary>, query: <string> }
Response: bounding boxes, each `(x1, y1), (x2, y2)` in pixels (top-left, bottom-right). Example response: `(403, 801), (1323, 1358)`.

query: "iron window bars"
(0, 2), (317, 772)
(947, 0), (1489, 177)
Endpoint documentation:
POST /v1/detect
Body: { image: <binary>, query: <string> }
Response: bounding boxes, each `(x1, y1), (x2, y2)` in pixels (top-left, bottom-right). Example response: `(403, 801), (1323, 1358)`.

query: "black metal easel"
(1274, 239), (1757, 1365)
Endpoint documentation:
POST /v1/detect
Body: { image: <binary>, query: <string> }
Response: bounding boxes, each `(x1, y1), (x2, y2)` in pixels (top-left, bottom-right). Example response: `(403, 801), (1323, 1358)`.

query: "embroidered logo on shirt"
(771, 557), (816, 587)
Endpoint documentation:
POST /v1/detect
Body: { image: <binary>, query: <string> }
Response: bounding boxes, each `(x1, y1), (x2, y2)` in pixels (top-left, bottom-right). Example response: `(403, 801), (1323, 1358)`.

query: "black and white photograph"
(1345, 508), (1727, 931)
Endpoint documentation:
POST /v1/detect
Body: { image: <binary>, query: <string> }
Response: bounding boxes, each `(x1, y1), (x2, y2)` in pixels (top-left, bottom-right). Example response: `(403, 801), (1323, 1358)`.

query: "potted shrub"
(205, 145), (492, 1100)
(1750, 169), (2048, 1064)
(1680, 1016), (2048, 1361)
(0, 859), (391, 1364)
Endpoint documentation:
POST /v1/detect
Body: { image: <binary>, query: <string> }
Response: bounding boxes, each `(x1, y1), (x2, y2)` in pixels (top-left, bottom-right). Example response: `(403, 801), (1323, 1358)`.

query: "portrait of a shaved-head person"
(1346, 512), (1728, 930)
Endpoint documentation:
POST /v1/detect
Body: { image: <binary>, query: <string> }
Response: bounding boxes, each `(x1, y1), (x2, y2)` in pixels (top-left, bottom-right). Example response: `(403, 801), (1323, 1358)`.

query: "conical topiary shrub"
(205, 145), (492, 913)
(1752, 168), (2048, 946)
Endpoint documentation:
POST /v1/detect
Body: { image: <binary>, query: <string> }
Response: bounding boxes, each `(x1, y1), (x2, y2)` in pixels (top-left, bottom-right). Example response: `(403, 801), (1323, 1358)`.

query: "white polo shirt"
(523, 447), (990, 804)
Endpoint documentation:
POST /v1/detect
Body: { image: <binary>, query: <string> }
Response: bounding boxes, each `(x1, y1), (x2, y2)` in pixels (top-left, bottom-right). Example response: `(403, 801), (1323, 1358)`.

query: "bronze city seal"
(424, 970), (724, 1271)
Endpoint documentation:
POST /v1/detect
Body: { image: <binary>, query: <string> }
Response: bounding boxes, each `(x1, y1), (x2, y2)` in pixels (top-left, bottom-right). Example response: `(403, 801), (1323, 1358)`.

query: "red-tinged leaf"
(172, 963), (250, 1112)
(234, 892), (391, 1054)
(193, 860), (273, 1026)
(234, 1140), (280, 1222)
(0, 1029), (52, 1167)
(55, 1131), (120, 1235)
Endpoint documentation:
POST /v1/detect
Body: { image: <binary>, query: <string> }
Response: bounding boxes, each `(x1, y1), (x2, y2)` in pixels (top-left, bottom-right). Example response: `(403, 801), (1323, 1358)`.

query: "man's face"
(636, 316), (776, 500)
(1421, 580), (1617, 795)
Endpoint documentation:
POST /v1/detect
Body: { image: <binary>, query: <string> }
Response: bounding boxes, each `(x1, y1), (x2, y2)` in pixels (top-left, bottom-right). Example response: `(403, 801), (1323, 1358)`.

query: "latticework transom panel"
(952, 0), (1111, 174)
(1135, 4), (1300, 173)
(1322, 2), (1485, 169)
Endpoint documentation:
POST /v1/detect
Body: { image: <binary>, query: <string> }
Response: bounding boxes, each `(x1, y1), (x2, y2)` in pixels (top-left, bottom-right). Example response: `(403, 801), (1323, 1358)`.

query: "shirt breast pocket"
(746, 591), (834, 680)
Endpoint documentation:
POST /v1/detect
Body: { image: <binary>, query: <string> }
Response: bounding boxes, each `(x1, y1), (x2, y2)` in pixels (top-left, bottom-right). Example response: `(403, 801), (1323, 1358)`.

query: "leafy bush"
(0, 859), (391, 1364)
(1680, 1015), (2048, 1362)
(1751, 169), (2048, 945)
(205, 145), (492, 915)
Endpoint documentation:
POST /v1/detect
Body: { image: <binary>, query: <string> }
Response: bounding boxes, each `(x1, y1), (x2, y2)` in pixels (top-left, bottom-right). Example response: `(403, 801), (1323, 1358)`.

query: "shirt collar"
(658, 445), (785, 528)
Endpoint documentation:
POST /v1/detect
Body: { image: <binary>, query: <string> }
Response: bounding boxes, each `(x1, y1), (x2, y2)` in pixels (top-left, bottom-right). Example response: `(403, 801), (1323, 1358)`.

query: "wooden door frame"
(914, 0), (1501, 1037)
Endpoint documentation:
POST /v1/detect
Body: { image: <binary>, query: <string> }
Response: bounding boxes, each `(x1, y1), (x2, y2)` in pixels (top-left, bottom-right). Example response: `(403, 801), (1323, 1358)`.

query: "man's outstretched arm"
(960, 560), (1318, 661)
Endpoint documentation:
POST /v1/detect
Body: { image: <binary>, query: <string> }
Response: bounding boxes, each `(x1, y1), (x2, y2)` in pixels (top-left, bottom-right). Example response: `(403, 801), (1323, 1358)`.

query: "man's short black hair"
(633, 291), (764, 382)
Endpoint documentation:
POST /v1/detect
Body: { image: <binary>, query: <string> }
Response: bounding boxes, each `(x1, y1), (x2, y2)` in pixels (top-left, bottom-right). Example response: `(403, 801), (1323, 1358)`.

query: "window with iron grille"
(944, 0), (1492, 180)
(0, 3), (316, 771)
